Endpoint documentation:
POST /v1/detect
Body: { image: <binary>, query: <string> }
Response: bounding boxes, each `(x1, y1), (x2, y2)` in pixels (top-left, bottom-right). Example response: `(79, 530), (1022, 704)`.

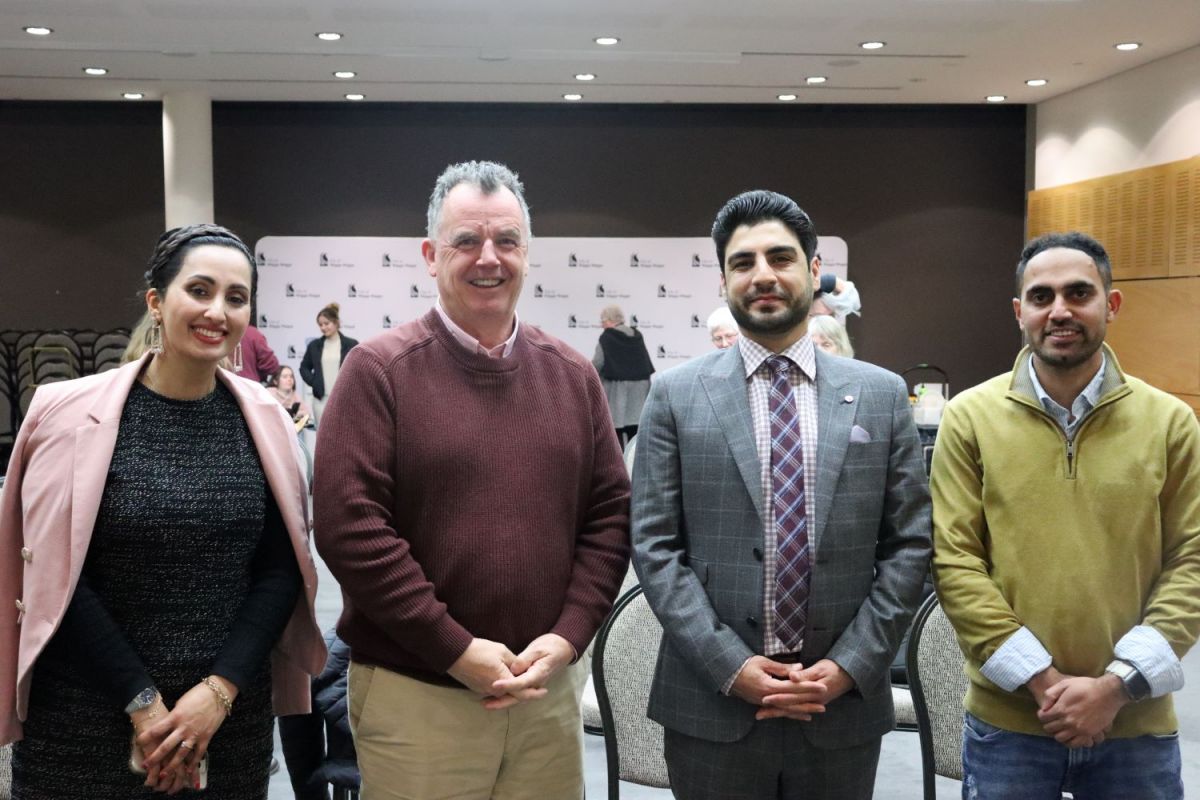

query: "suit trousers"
(347, 660), (586, 800)
(663, 719), (881, 800)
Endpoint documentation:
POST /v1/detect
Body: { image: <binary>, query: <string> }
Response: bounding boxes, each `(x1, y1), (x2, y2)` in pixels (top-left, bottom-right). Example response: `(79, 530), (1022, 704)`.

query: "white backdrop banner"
(255, 236), (847, 382)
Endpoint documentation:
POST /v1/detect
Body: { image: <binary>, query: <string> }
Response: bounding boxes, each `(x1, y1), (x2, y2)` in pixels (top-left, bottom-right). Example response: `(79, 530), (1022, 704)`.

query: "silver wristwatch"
(1104, 659), (1150, 702)
(124, 686), (160, 714)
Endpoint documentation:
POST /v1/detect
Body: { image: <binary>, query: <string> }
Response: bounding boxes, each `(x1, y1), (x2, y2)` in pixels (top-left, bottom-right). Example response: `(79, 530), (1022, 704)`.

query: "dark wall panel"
(0, 102), (163, 330)
(215, 102), (1026, 389)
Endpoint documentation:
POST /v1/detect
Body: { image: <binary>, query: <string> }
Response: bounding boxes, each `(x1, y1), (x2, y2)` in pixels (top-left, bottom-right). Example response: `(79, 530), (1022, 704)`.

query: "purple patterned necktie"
(767, 355), (810, 650)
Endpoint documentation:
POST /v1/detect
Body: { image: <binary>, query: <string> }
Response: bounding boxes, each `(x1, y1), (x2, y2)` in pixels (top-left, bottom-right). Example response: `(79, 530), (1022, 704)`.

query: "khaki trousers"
(347, 660), (586, 800)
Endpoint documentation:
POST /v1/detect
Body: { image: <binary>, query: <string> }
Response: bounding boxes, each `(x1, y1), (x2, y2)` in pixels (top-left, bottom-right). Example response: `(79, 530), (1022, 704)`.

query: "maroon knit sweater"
(313, 309), (631, 684)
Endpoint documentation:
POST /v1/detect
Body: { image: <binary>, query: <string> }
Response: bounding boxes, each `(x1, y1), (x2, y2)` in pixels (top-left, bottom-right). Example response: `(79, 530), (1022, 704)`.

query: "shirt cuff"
(722, 656), (753, 696)
(1114, 625), (1184, 698)
(980, 627), (1052, 692)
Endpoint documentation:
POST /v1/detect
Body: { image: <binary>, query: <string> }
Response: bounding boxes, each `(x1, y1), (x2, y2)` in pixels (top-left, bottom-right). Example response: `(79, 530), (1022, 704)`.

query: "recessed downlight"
(333, 71), (356, 79)
(1025, 78), (1048, 87)
(778, 93), (798, 102)
(575, 73), (596, 81)
(806, 76), (827, 85)
(859, 41), (886, 50)
(985, 95), (1006, 103)
(1115, 42), (1141, 51)
(345, 93), (365, 101)
(316, 32), (343, 41)
(23, 26), (53, 36)
(563, 93), (584, 101)
(83, 67), (109, 76)
(123, 92), (144, 100)
(594, 36), (620, 46)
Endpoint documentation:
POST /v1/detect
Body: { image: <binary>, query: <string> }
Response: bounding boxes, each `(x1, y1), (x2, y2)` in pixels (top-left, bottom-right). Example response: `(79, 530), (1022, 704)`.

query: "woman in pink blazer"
(0, 225), (326, 799)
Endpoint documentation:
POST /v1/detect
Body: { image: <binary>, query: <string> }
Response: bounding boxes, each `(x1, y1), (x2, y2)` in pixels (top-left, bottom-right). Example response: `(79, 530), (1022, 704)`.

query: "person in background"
(299, 303), (357, 427)
(313, 160), (630, 800)
(932, 231), (1200, 799)
(707, 305), (740, 350)
(807, 314), (855, 358)
(809, 266), (861, 321)
(268, 365), (312, 428)
(236, 324), (280, 383)
(593, 304), (655, 448)
(0, 223), (326, 799)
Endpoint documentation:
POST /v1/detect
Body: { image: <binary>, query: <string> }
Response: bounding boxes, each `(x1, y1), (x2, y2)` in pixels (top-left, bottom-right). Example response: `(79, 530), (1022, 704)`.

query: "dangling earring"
(147, 317), (163, 355)
(231, 342), (244, 372)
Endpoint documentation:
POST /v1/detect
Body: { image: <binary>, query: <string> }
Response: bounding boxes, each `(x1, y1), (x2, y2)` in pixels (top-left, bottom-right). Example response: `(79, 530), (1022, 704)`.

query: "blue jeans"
(961, 712), (1182, 800)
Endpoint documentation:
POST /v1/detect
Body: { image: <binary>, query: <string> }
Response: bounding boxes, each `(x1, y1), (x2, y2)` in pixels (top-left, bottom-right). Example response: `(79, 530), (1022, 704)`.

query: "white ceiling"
(2, 1), (1199, 105)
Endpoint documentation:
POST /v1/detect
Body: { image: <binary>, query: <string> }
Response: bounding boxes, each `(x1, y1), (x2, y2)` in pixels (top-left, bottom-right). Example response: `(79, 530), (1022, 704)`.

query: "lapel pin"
(843, 395), (855, 403)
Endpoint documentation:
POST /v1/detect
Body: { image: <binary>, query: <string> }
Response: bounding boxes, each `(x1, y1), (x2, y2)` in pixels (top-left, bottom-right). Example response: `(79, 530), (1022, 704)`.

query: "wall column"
(162, 90), (214, 227)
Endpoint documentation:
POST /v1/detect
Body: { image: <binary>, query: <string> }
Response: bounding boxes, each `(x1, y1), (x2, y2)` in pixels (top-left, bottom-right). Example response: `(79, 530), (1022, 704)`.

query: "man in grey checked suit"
(632, 190), (931, 799)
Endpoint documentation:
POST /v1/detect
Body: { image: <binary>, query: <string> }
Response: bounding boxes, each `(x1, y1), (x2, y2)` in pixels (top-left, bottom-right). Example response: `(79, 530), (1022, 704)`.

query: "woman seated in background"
(0, 223), (326, 799)
(268, 365), (312, 430)
(808, 313), (855, 358)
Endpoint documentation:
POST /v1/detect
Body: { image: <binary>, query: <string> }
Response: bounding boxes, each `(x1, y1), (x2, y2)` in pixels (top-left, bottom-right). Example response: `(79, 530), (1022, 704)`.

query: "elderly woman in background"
(0, 224), (326, 799)
(808, 313), (855, 358)
(706, 305), (739, 350)
(299, 303), (357, 428)
(593, 305), (655, 448)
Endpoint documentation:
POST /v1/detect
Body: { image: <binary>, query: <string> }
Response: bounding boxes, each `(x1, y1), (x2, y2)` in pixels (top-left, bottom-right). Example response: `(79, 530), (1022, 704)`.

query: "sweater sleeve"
(56, 574), (154, 708)
(547, 366), (632, 657)
(931, 400), (1030, 671)
(312, 346), (474, 672)
(211, 491), (303, 690)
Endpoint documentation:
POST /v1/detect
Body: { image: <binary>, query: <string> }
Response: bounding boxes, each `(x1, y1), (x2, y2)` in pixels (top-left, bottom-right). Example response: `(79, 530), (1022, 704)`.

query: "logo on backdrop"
(320, 254), (329, 267)
(628, 313), (663, 330)
(257, 252), (266, 267)
(630, 254), (640, 268)
(382, 314), (394, 329)
(533, 283), (569, 299)
(656, 344), (691, 362)
(255, 252), (290, 269)
(347, 283), (383, 299)
(257, 313), (293, 330)
(690, 314), (701, 328)
(286, 284), (294, 297)
(409, 284), (436, 300)
(287, 345), (298, 358)
(319, 253), (354, 269)
(596, 283), (630, 299)
(631, 253), (664, 269)
(595, 284), (604, 298)
(568, 314), (577, 328)
(656, 345), (666, 358)
(691, 254), (701, 268)
(381, 253), (418, 269)
(656, 283), (693, 299)
(285, 283), (320, 299)
(535, 285), (544, 297)
(567, 253), (601, 269)
(382, 254), (391, 268)
(411, 285), (420, 298)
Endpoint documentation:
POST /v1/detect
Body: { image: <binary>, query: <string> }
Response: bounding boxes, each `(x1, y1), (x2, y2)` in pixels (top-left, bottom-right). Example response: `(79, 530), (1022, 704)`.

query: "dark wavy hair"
(144, 224), (256, 295)
(1016, 231), (1112, 294)
(711, 190), (818, 270)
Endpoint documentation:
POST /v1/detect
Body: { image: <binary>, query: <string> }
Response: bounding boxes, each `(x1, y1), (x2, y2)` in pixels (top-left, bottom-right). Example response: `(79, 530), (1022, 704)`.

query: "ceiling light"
(985, 95), (1006, 103)
(575, 73), (596, 81)
(345, 93), (365, 101)
(123, 92), (144, 100)
(594, 36), (620, 46)
(316, 32), (343, 41)
(563, 93), (583, 101)
(24, 26), (53, 36)
(1025, 78), (1048, 87)
(1114, 42), (1140, 51)
(778, 93), (798, 102)
(83, 67), (109, 76)
(806, 76), (827, 85)
(859, 41), (886, 50)
(333, 71), (356, 79)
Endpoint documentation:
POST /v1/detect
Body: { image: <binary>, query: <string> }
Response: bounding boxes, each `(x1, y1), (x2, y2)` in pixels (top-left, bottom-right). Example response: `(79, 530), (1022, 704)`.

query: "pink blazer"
(0, 355), (327, 744)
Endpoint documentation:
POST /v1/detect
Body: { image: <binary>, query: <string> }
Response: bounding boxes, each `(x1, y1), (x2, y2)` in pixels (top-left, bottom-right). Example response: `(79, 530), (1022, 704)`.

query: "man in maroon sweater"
(313, 160), (631, 799)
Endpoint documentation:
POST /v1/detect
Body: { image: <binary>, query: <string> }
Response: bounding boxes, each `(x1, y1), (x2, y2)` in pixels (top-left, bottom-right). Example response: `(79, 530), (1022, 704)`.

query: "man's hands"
(730, 657), (855, 721)
(448, 634), (575, 710)
(1024, 666), (1129, 748)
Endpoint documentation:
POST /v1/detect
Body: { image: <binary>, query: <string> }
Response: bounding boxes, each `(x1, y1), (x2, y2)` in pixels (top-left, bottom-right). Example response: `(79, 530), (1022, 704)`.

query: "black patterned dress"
(13, 381), (299, 800)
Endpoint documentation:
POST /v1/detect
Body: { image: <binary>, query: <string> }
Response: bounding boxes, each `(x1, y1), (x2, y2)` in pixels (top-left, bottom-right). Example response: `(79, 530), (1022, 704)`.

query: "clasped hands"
(130, 676), (237, 794)
(1026, 666), (1129, 749)
(448, 633), (574, 710)
(731, 657), (855, 721)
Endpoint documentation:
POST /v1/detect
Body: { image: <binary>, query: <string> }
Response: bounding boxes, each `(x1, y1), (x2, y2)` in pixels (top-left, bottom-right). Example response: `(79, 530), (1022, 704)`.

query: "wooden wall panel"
(1173, 159), (1200, 276)
(1107, 277), (1200, 396)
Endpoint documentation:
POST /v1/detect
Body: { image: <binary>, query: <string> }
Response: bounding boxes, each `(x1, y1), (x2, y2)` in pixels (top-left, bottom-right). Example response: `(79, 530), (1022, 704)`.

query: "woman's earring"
(231, 342), (244, 372)
(147, 318), (163, 355)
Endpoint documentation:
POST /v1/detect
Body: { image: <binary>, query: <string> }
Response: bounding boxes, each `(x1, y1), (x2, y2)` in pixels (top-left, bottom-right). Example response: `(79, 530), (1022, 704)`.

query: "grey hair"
(600, 305), (625, 325)
(425, 160), (533, 239)
(706, 305), (737, 334)
(807, 314), (854, 358)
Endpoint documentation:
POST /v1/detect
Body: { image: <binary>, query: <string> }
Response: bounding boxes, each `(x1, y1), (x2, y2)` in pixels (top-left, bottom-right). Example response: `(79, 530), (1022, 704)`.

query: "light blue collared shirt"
(1027, 353), (1106, 440)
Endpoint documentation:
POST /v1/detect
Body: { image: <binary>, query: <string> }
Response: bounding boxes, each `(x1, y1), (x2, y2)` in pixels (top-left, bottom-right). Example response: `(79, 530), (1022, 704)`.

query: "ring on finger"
(180, 741), (194, 750)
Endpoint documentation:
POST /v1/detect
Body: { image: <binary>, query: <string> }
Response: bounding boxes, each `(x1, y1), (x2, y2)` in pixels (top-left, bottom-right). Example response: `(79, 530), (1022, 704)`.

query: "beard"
(728, 286), (812, 338)
(1029, 324), (1103, 370)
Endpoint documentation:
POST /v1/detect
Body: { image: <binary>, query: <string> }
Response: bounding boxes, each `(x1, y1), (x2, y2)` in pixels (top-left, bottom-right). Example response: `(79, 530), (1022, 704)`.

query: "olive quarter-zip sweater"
(931, 345), (1200, 737)
(313, 310), (631, 686)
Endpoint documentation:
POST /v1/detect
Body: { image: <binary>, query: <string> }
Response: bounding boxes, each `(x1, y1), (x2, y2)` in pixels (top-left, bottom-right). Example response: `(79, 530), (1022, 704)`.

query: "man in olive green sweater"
(931, 231), (1200, 799)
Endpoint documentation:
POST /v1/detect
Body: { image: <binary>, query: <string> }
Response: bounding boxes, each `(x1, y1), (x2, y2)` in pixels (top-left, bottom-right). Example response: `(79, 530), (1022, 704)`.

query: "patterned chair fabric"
(592, 585), (670, 798)
(907, 594), (969, 800)
(582, 566), (641, 733)
(0, 742), (11, 800)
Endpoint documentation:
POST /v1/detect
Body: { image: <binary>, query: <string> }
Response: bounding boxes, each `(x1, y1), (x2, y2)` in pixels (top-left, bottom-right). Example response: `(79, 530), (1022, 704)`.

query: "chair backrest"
(0, 741), (11, 800)
(592, 586), (670, 798)
(907, 594), (969, 800)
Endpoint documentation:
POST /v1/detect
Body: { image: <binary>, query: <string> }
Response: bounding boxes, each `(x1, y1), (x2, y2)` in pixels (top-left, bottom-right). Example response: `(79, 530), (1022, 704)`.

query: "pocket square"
(850, 425), (871, 443)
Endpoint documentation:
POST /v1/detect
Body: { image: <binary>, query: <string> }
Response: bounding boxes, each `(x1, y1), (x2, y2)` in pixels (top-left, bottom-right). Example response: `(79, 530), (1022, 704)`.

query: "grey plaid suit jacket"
(631, 344), (931, 747)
